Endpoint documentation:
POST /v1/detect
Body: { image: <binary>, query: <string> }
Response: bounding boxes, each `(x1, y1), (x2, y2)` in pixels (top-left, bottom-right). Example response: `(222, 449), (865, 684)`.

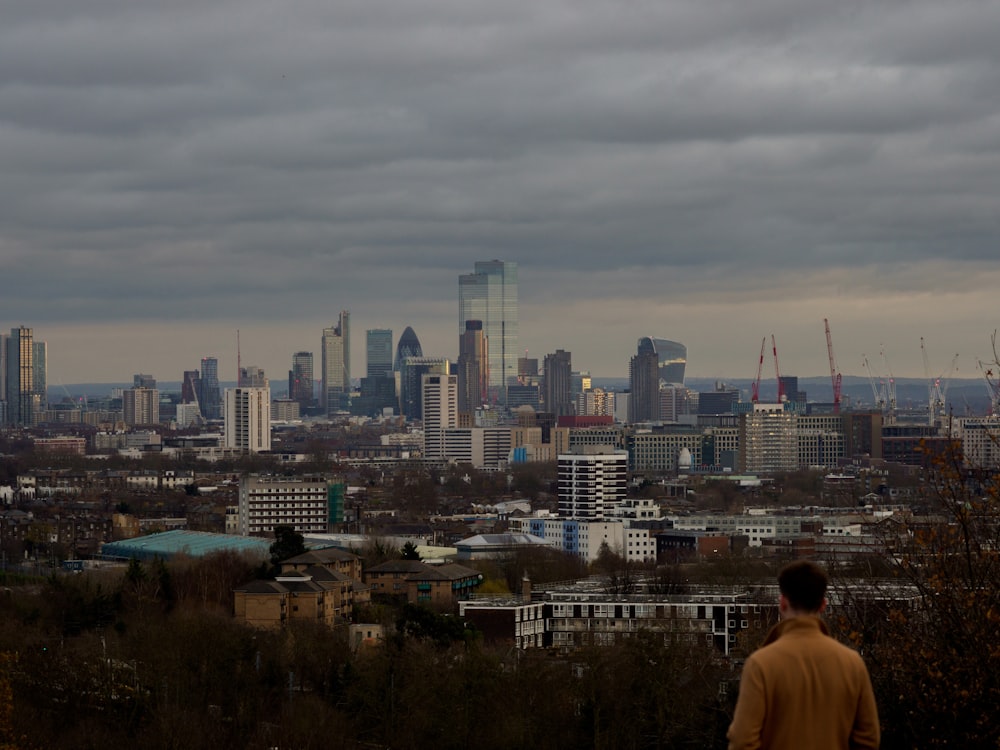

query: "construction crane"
(751, 337), (766, 403)
(824, 319), (842, 413)
(921, 337), (959, 425)
(977, 359), (1000, 415)
(772, 335), (785, 402)
(862, 355), (886, 412)
(881, 347), (897, 422)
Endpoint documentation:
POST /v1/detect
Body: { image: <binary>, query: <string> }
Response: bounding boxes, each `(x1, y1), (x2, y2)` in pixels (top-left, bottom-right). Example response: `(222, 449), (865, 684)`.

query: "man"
(727, 561), (880, 750)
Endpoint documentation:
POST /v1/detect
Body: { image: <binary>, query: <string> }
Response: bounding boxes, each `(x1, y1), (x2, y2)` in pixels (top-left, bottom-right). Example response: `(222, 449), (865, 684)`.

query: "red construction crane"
(772, 334), (784, 402)
(824, 319), (842, 413)
(751, 337), (766, 403)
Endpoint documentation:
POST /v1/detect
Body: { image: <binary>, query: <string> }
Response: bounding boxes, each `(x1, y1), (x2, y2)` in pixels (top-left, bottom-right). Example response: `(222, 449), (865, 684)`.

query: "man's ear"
(778, 593), (789, 615)
(818, 597), (828, 614)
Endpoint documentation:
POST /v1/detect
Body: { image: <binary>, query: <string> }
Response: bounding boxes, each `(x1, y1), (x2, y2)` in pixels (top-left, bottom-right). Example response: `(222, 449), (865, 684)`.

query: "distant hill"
(50, 376), (995, 417)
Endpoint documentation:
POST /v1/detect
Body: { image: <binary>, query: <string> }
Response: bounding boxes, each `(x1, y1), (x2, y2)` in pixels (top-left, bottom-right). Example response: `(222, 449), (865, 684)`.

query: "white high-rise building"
(557, 449), (629, 520)
(422, 373), (458, 459)
(225, 386), (272, 453)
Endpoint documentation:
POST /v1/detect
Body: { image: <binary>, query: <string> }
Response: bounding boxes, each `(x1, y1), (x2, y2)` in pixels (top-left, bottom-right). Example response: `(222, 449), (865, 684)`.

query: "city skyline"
(4, 2), (999, 384)
(15, 298), (999, 390)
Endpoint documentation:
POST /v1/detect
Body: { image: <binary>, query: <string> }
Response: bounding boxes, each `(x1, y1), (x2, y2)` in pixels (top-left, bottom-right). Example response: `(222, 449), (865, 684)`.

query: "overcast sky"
(3, 0), (999, 388)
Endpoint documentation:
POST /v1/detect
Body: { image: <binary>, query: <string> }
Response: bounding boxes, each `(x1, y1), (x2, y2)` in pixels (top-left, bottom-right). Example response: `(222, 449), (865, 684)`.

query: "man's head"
(777, 560), (828, 616)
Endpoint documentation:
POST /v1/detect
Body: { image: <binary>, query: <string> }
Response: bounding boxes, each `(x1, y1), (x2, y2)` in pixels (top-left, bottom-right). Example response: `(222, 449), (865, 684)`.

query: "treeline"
(0, 559), (731, 750)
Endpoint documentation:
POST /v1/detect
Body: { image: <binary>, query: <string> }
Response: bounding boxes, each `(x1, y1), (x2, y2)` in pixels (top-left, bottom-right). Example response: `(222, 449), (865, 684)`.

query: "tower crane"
(772, 335), (785, 402)
(862, 355), (885, 412)
(921, 337), (958, 425)
(751, 337), (766, 403)
(881, 347), (897, 422)
(824, 319), (842, 413)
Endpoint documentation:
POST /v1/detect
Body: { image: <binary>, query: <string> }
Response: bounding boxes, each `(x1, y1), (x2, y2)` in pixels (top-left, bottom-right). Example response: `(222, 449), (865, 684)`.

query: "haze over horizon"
(4, 1), (999, 385)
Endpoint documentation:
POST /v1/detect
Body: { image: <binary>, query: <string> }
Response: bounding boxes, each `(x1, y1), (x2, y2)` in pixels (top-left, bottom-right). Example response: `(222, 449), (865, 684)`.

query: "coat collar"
(761, 615), (830, 647)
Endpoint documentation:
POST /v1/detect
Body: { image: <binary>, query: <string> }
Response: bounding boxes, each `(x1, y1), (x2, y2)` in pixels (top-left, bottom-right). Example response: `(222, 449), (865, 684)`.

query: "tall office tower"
(457, 320), (488, 416)
(629, 346), (660, 423)
(543, 350), (573, 416)
(32, 341), (47, 413)
(571, 370), (592, 398)
(123, 387), (160, 426)
(224, 386), (272, 453)
(366, 329), (393, 379)
(399, 357), (449, 420)
(698, 385), (739, 416)
(4, 327), (37, 426)
(321, 310), (350, 413)
(636, 337), (687, 384)
(518, 356), (539, 383)
(200, 357), (222, 420)
(421, 372), (458, 459)
(133, 373), (156, 389)
(240, 366), (268, 388)
(288, 352), (314, 410)
(557, 449), (629, 520)
(356, 330), (396, 417)
(458, 260), (517, 403)
(394, 326), (423, 371)
(778, 376), (806, 404)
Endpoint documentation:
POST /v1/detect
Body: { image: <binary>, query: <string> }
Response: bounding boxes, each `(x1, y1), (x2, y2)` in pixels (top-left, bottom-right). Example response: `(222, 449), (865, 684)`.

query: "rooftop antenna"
(237, 329), (242, 387)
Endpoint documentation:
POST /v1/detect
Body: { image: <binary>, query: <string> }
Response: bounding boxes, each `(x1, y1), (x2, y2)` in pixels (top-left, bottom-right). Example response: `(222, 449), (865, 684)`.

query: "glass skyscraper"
(366, 329), (393, 379)
(4, 327), (38, 425)
(289, 351), (314, 410)
(322, 310), (350, 413)
(637, 337), (687, 384)
(199, 356), (222, 420)
(458, 260), (517, 404)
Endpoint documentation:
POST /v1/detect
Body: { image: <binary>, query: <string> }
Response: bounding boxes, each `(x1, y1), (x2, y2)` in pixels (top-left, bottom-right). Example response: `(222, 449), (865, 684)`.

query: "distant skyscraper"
(457, 320), (488, 416)
(518, 356), (539, 383)
(544, 350), (573, 416)
(459, 260), (517, 402)
(399, 356), (448, 420)
(629, 346), (660, 423)
(133, 373), (156, 389)
(394, 326), (423, 371)
(422, 373), (458, 459)
(123, 387), (160, 426)
(366, 329), (393, 379)
(321, 310), (350, 413)
(4, 327), (37, 426)
(224, 386), (272, 453)
(637, 337), (687, 384)
(288, 352), (314, 410)
(357, 329), (396, 417)
(32, 341), (47, 413)
(200, 357), (222, 420)
(240, 366), (268, 388)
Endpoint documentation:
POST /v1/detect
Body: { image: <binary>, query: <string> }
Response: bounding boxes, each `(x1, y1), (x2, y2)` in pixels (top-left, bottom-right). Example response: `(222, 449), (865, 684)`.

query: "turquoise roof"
(100, 530), (271, 562)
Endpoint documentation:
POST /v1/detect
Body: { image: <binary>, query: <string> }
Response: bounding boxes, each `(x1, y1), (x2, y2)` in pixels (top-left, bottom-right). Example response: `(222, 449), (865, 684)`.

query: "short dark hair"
(778, 560), (828, 612)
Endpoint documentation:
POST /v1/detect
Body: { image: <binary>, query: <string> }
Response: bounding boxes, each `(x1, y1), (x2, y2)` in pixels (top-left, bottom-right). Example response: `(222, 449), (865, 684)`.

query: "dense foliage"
(0, 557), (732, 750)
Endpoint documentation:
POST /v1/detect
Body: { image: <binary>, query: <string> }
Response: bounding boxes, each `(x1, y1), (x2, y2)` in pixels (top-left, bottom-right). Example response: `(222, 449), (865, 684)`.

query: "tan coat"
(727, 616), (880, 750)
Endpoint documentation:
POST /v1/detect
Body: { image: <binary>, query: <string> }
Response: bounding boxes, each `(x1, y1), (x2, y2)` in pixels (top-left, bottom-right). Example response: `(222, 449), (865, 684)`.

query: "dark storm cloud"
(2, 0), (999, 379)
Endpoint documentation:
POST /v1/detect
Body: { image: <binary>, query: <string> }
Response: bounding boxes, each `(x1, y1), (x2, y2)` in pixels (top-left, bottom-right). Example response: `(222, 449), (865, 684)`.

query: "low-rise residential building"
(461, 586), (778, 655)
(364, 560), (483, 610)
